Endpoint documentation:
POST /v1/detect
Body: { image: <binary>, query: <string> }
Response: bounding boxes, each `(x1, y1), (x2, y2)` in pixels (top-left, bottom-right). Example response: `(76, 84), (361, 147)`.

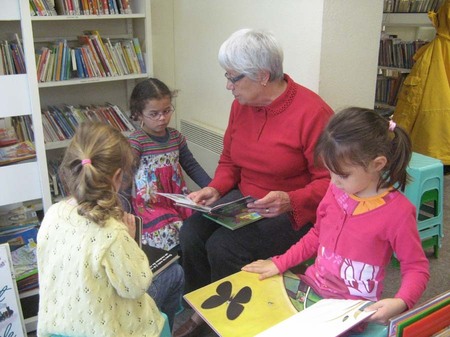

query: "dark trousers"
(179, 189), (312, 294)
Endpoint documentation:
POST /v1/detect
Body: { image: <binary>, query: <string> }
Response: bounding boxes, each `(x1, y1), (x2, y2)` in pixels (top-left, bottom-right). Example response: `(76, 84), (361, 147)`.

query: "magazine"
(157, 193), (263, 230)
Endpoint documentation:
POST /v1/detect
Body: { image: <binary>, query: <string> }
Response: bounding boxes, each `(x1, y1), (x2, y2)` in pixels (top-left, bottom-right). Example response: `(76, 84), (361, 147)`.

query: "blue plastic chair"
(160, 311), (172, 337)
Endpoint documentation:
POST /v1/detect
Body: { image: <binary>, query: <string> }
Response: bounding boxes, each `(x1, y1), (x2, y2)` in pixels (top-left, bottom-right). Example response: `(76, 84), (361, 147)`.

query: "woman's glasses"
(142, 106), (175, 120)
(224, 72), (245, 84)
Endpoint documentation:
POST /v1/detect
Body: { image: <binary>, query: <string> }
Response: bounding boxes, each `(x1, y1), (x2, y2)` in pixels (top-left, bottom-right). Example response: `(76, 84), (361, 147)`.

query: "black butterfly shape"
(201, 280), (252, 320)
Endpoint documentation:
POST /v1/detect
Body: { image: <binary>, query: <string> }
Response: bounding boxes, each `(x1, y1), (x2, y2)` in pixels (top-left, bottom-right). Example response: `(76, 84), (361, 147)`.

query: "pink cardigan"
(273, 184), (430, 309)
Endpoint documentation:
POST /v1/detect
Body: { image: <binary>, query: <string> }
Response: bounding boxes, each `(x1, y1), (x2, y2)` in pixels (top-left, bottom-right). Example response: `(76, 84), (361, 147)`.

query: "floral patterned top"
(128, 127), (210, 250)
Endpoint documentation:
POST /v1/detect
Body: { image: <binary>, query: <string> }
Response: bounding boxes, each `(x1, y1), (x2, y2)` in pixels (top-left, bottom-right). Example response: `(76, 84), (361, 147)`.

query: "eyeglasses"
(224, 72), (245, 84)
(142, 106), (175, 120)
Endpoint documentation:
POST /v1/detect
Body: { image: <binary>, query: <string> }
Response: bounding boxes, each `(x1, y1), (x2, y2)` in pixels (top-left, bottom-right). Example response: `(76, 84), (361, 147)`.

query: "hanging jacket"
(392, 0), (450, 164)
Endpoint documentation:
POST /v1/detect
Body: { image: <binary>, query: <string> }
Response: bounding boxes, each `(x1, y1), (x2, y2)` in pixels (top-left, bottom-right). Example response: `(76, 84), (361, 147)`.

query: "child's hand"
(122, 212), (136, 238)
(365, 298), (407, 325)
(241, 259), (279, 280)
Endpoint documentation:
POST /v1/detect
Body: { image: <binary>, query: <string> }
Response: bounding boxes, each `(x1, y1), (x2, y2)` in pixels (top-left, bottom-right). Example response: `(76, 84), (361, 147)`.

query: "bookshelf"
(375, 7), (437, 115)
(31, 1), (152, 199)
(0, 0), (49, 333)
(1, 0), (153, 332)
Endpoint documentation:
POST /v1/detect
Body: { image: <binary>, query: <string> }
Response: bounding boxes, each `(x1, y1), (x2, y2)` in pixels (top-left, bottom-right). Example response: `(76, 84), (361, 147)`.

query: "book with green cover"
(203, 211), (262, 230)
(157, 193), (263, 230)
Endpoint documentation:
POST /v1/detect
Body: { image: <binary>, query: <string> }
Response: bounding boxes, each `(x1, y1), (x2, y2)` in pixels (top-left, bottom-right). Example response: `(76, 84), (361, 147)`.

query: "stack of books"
(0, 203), (42, 292)
(387, 290), (450, 337)
(0, 141), (36, 166)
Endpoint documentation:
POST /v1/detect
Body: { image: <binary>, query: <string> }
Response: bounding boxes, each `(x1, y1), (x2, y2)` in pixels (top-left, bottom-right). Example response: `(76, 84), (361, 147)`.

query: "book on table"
(134, 216), (179, 276)
(183, 270), (375, 337)
(157, 193), (263, 230)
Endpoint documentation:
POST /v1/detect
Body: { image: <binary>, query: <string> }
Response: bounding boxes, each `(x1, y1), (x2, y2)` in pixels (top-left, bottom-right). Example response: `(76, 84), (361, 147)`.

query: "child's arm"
(122, 212), (136, 238)
(103, 223), (153, 299)
(389, 207), (430, 309)
(179, 142), (212, 188)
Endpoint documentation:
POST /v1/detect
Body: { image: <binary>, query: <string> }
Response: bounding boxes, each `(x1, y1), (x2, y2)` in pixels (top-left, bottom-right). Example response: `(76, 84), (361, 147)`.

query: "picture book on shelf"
(0, 141), (36, 166)
(0, 127), (19, 147)
(157, 193), (263, 230)
(134, 216), (179, 276)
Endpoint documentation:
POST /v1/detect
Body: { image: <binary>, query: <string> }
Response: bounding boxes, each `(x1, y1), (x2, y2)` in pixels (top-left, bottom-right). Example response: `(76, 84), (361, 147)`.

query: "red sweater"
(209, 74), (333, 229)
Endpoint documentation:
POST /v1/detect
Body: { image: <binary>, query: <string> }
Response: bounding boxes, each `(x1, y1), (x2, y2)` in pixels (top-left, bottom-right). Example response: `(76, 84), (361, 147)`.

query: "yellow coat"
(392, 0), (450, 164)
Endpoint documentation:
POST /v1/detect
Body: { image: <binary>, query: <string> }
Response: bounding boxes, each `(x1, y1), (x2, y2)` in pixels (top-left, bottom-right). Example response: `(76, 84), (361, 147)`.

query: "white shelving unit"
(1, 0), (153, 332)
(0, 0), (49, 333)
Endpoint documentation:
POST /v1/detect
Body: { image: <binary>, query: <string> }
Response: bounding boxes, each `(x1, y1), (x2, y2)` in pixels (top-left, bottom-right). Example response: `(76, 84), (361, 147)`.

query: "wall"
(320, 0), (383, 111)
(150, 0), (384, 182)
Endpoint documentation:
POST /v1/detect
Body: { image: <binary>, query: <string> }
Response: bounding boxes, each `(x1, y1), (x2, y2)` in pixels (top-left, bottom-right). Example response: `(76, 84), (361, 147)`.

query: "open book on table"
(157, 193), (263, 230)
(134, 216), (179, 276)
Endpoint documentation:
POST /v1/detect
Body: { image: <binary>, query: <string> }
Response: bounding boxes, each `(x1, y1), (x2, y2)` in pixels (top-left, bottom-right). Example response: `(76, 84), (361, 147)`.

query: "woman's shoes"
(173, 318), (205, 337)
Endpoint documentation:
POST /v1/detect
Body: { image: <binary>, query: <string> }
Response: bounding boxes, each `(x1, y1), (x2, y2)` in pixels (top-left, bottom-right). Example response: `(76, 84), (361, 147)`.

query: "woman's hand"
(122, 212), (136, 238)
(247, 191), (292, 217)
(365, 298), (407, 325)
(188, 187), (220, 206)
(241, 259), (280, 280)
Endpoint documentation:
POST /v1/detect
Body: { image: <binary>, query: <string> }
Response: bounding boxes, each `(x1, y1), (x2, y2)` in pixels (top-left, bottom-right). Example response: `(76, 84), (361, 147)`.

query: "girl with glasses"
(126, 78), (211, 251)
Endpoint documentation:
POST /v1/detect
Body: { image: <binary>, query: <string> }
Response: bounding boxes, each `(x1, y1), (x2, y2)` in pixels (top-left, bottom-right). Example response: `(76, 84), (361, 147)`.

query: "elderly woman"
(174, 28), (333, 337)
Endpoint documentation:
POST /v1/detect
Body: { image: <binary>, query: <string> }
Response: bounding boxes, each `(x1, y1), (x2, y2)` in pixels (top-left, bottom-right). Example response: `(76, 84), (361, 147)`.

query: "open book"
(157, 193), (263, 230)
(134, 216), (179, 276)
(255, 298), (375, 337)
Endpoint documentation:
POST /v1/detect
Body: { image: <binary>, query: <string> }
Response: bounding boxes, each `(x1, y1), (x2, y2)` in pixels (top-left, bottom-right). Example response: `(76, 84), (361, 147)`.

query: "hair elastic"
(388, 120), (396, 132)
(81, 158), (92, 166)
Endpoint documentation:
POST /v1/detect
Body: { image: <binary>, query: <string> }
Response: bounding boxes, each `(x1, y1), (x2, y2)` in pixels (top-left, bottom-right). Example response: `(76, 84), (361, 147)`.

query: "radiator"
(180, 119), (223, 189)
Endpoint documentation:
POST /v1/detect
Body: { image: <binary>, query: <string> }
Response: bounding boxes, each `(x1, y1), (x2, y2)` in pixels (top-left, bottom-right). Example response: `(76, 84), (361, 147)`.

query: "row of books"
(30, 0), (132, 16)
(379, 35), (429, 69)
(41, 103), (135, 143)
(0, 34), (26, 76)
(11, 116), (35, 144)
(48, 159), (69, 197)
(383, 0), (445, 13)
(36, 31), (146, 82)
(375, 72), (408, 106)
